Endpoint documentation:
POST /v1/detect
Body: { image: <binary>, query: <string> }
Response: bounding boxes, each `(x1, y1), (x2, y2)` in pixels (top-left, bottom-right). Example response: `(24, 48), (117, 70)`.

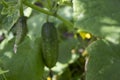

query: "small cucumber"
(41, 22), (58, 68)
(15, 16), (28, 45)
(10, 16), (28, 53)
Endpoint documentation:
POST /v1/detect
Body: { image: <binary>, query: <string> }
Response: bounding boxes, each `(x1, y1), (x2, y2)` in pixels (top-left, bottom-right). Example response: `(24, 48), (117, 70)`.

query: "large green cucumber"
(41, 22), (58, 68)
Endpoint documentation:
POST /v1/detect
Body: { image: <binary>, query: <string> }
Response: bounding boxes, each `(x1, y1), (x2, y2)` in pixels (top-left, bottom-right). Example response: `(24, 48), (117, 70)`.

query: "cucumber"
(10, 16), (28, 53)
(41, 22), (58, 68)
(15, 16), (28, 45)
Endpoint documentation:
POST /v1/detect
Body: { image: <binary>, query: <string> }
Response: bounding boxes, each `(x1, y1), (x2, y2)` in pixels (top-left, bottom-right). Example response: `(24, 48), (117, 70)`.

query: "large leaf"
(58, 38), (78, 63)
(73, 0), (120, 43)
(86, 40), (120, 80)
(27, 13), (46, 40)
(0, 37), (44, 80)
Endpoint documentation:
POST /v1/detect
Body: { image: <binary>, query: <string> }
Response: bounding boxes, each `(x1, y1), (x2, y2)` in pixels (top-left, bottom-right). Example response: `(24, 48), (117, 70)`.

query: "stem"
(47, 0), (52, 10)
(24, 1), (53, 15)
(46, 0), (52, 22)
(18, 0), (24, 16)
(23, 1), (73, 28)
(55, 14), (73, 27)
(49, 69), (53, 80)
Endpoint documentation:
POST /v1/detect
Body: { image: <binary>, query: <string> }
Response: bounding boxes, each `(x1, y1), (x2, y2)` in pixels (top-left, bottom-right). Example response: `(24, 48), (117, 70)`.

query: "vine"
(23, 1), (73, 28)
(18, 0), (24, 16)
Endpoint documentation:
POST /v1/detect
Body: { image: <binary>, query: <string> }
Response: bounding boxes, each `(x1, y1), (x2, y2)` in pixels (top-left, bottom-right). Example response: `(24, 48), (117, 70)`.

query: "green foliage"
(0, 0), (19, 30)
(58, 38), (79, 63)
(0, 0), (120, 80)
(73, 0), (120, 42)
(73, 0), (120, 80)
(0, 37), (44, 80)
(86, 40), (120, 80)
(27, 13), (46, 39)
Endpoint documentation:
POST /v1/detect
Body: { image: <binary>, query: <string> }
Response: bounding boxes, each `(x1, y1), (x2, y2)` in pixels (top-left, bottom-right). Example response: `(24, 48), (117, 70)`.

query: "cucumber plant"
(0, 0), (119, 80)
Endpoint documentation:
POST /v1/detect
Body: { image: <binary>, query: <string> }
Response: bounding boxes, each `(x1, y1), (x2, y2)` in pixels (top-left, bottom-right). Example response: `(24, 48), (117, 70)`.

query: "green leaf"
(0, 0), (19, 30)
(58, 6), (73, 21)
(58, 38), (78, 63)
(86, 40), (120, 80)
(0, 9), (19, 31)
(1, 0), (18, 15)
(27, 13), (46, 40)
(0, 37), (44, 80)
(73, 0), (120, 43)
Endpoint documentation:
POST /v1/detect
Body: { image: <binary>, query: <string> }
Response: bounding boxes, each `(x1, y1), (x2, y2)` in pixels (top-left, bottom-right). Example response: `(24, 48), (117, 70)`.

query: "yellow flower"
(80, 31), (91, 39)
(75, 29), (92, 39)
(47, 77), (51, 80)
